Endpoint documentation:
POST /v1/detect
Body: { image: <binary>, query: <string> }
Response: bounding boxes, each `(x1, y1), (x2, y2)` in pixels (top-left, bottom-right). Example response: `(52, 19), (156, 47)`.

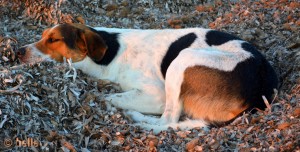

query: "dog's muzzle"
(15, 45), (47, 64)
(16, 46), (26, 57)
(15, 46), (30, 63)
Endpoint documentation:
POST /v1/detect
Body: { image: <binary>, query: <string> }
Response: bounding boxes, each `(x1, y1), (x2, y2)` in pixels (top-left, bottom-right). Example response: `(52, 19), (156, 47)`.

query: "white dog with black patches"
(18, 23), (278, 132)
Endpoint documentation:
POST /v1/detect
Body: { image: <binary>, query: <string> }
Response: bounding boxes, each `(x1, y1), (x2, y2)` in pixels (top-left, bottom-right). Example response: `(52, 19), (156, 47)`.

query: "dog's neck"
(73, 56), (110, 80)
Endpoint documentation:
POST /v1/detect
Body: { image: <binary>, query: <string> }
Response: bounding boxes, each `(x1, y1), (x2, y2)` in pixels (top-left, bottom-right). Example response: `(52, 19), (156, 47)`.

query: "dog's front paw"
(124, 110), (147, 122)
(124, 110), (162, 124)
(133, 122), (168, 134)
(104, 94), (121, 108)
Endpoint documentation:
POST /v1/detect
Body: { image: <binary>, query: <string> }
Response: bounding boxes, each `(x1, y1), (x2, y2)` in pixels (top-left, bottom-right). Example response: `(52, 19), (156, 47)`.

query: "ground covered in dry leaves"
(0, 0), (299, 151)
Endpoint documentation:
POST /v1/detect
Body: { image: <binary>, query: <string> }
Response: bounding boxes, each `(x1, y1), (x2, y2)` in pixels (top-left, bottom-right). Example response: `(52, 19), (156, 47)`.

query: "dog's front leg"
(124, 90), (183, 125)
(104, 88), (165, 115)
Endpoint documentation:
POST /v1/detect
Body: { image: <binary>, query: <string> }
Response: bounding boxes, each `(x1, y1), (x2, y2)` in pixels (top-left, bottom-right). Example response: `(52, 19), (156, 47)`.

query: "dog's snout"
(16, 47), (27, 56)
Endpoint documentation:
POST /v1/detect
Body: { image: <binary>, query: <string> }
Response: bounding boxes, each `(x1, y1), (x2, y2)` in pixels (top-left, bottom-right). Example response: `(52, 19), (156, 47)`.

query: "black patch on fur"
(205, 30), (241, 46)
(60, 24), (78, 49)
(240, 42), (278, 110)
(90, 29), (120, 65)
(161, 33), (197, 78)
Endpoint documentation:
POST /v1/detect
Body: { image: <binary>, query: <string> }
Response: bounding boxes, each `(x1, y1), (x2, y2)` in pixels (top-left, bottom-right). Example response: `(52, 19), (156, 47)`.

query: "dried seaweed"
(0, 0), (299, 151)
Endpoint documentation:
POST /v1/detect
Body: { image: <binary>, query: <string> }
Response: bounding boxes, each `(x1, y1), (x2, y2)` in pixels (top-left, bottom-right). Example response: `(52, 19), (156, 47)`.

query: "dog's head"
(17, 23), (107, 64)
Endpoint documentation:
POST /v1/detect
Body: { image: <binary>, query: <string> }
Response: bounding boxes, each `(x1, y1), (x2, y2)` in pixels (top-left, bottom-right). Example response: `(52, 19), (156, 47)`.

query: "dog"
(17, 23), (278, 132)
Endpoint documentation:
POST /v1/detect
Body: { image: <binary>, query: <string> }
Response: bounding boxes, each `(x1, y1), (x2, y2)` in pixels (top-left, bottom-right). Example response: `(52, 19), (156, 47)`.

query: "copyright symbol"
(4, 138), (13, 147)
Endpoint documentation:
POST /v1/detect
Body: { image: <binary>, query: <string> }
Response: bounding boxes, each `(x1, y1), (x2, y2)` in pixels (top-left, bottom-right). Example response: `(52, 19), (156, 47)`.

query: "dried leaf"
(277, 122), (291, 130)
(292, 107), (300, 117)
(186, 138), (199, 152)
(60, 139), (76, 152)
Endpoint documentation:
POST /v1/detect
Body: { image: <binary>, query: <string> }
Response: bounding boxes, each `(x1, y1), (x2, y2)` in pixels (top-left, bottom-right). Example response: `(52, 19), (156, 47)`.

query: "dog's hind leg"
(155, 49), (188, 125)
(126, 59), (208, 133)
(125, 77), (183, 125)
(126, 49), (189, 126)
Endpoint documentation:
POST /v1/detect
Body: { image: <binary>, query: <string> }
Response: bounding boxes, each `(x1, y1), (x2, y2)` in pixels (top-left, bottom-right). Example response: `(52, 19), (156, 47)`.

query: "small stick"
(0, 83), (22, 93)
(262, 95), (271, 111)
(271, 88), (278, 104)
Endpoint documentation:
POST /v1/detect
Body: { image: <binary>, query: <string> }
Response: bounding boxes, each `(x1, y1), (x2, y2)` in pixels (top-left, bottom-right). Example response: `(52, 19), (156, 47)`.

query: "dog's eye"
(48, 38), (60, 43)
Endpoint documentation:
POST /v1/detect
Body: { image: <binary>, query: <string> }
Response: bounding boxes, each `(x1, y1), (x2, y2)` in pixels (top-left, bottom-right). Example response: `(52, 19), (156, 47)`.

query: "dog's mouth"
(18, 55), (49, 65)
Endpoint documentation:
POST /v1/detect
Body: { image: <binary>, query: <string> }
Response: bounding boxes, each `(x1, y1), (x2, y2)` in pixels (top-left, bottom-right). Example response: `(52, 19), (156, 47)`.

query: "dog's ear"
(77, 29), (107, 62)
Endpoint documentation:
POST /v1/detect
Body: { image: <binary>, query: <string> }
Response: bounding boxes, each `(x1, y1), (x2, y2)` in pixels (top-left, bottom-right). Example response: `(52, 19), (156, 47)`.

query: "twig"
(9, 64), (25, 70)
(0, 74), (24, 94)
(0, 83), (22, 94)
(0, 115), (8, 128)
(242, 112), (249, 124)
(271, 88), (278, 104)
(262, 95), (271, 111)
(0, 36), (18, 43)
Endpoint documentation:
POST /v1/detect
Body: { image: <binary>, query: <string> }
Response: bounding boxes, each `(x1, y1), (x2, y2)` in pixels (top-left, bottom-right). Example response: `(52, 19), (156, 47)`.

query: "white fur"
(26, 27), (252, 132)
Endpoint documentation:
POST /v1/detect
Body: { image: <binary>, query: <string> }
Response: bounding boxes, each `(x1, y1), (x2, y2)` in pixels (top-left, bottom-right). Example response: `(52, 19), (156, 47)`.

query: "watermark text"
(3, 137), (40, 148)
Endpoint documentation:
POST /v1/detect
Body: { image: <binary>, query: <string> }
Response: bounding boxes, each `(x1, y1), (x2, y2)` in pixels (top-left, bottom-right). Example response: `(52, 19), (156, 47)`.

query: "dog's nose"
(16, 47), (27, 56)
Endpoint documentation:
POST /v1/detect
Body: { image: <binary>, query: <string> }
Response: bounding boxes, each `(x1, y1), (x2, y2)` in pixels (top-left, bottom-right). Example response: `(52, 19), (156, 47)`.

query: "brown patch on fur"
(180, 66), (248, 124)
(34, 23), (107, 62)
